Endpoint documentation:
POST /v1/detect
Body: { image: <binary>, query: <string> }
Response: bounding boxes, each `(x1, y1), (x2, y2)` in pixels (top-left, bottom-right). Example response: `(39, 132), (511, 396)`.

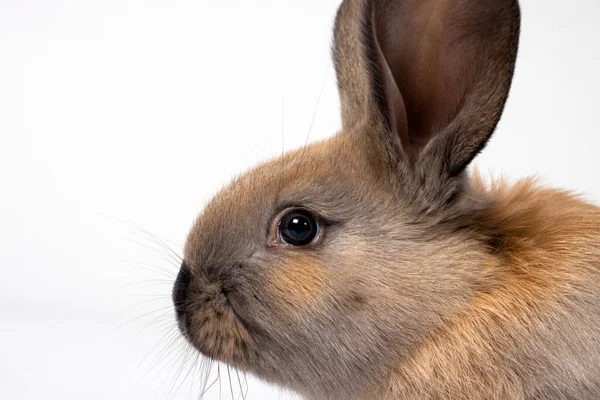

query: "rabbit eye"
(278, 209), (320, 246)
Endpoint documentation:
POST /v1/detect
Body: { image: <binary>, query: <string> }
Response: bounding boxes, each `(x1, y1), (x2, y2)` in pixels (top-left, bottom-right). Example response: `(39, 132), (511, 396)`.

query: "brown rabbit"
(172, 0), (600, 399)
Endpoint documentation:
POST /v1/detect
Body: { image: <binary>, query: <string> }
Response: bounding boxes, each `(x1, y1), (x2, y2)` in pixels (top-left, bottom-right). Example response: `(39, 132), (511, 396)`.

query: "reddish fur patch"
(268, 254), (328, 311)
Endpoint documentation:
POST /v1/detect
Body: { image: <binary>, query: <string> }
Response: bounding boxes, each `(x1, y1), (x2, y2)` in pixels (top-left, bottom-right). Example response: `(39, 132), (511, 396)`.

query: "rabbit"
(172, 0), (600, 399)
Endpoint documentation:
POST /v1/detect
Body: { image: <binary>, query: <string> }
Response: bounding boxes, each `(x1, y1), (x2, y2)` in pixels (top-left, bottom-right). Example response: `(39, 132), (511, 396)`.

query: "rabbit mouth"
(176, 280), (257, 366)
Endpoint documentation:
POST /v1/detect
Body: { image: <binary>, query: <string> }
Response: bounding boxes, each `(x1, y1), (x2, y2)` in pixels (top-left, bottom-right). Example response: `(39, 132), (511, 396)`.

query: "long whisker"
(305, 62), (332, 148)
(155, 339), (192, 399)
(122, 294), (172, 307)
(281, 96), (285, 157)
(160, 343), (190, 400)
(106, 217), (207, 399)
(129, 293), (174, 299)
(129, 228), (183, 266)
(101, 215), (183, 264)
(121, 260), (177, 279)
(227, 364), (234, 400)
(278, 95), (286, 196)
(293, 62), (332, 179)
(166, 344), (197, 400)
(145, 329), (184, 376)
(200, 358), (215, 399)
(132, 326), (178, 378)
(128, 238), (181, 272)
(186, 352), (202, 399)
(129, 232), (182, 268)
(218, 364), (222, 400)
(110, 306), (173, 335)
(121, 278), (176, 288)
(104, 214), (184, 253)
(139, 313), (179, 335)
(200, 376), (219, 398)
(236, 369), (245, 400)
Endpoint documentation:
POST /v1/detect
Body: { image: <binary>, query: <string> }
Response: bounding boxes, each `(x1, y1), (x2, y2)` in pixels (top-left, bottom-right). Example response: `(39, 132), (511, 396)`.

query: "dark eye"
(278, 209), (320, 246)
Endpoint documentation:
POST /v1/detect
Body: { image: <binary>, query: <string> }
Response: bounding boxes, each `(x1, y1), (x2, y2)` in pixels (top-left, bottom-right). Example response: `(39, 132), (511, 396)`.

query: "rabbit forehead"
(183, 133), (382, 266)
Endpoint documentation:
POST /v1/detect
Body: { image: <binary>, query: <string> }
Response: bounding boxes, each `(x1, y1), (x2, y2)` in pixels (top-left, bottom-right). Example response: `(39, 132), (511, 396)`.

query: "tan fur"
(173, 1), (600, 399)
(268, 255), (328, 310)
(382, 177), (600, 399)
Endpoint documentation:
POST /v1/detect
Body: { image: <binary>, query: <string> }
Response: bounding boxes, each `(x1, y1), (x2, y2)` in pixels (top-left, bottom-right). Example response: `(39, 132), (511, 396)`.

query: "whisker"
(304, 62), (331, 148)
(131, 223), (184, 252)
(129, 233), (183, 270)
(128, 226), (183, 265)
(281, 96), (285, 157)
(150, 333), (188, 378)
(121, 260), (177, 279)
(294, 62), (332, 179)
(132, 326), (178, 379)
(121, 278), (176, 289)
(144, 330), (184, 376)
(120, 297), (172, 313)
(105, 217), (203, 398)
(110, 306), (173, 335)
(236, 369), (245, 400)
(227, 364), (234, 400)
(155, 342), (193, 400)
(243, 373), (248, 399)
(188, 353), (204, 399)
(160, 345), (188, 400)
(166, 344), (196, 400)
(105, 214), (184, 253)
(219, 363), (222, 400)
(104, 215), (183, 269)
(200, 376), (219, 399)
(278, 95), (286, 196)
(129, 293), (174, 299)
(199, 358), (215, 399)
(139, 313), (179, 336)
(128, 239), (181, 272)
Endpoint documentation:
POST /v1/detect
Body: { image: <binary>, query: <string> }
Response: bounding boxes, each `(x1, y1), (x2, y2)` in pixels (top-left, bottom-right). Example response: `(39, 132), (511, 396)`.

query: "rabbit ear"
(334, 0), (520, 178)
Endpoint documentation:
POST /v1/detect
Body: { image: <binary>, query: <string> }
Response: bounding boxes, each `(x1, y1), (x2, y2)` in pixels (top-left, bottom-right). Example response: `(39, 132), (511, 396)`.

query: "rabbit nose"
(173, 261), (191, 319)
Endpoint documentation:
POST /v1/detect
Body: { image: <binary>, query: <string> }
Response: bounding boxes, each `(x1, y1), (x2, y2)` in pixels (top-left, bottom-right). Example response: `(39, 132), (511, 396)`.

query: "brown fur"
(172, 0), (600, 399)
(383, 177), (600, 399)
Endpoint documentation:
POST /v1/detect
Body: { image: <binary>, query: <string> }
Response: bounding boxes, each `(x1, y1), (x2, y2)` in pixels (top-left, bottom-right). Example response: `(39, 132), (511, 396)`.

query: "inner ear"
(367, 3), (410, 154)
(334, 0), (519, 179)
(374, 0), (474, 150)
(374, 0), (519, 174)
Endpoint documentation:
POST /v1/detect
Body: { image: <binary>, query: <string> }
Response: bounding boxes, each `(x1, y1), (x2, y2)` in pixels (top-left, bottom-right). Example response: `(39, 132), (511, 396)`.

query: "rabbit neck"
(379, 177), (600, 399)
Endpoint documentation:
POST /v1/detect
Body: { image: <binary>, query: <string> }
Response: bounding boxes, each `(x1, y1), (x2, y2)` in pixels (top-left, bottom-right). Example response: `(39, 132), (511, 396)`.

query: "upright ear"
(333, 0), (520, 179)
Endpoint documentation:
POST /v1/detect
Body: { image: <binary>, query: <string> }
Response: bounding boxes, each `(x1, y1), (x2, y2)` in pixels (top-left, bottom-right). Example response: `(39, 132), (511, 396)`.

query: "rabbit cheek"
(267, 255), (328, 312)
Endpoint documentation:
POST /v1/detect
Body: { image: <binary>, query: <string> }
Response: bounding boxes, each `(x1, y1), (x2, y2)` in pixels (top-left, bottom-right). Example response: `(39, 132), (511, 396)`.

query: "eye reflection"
(278, 210), (320, 246)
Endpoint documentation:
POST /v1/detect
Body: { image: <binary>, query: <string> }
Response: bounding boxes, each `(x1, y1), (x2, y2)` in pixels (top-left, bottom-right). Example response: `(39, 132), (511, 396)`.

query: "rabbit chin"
(177, 280), (256, 368)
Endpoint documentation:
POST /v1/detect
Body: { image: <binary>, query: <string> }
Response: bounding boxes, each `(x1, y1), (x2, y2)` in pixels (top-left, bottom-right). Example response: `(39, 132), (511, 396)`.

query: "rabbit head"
(173, 0), (520, 398)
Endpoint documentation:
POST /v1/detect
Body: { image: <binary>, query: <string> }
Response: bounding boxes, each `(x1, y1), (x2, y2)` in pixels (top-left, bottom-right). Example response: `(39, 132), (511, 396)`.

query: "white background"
(1, 0), (599, 399)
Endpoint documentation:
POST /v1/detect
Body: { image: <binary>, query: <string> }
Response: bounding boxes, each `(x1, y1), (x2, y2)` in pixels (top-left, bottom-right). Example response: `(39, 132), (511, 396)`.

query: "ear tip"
(508, 0), (522, 32)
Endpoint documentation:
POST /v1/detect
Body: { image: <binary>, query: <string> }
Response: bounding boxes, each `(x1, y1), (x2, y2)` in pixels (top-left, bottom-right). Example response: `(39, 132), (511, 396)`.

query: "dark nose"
(173, 261), (191, 320)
